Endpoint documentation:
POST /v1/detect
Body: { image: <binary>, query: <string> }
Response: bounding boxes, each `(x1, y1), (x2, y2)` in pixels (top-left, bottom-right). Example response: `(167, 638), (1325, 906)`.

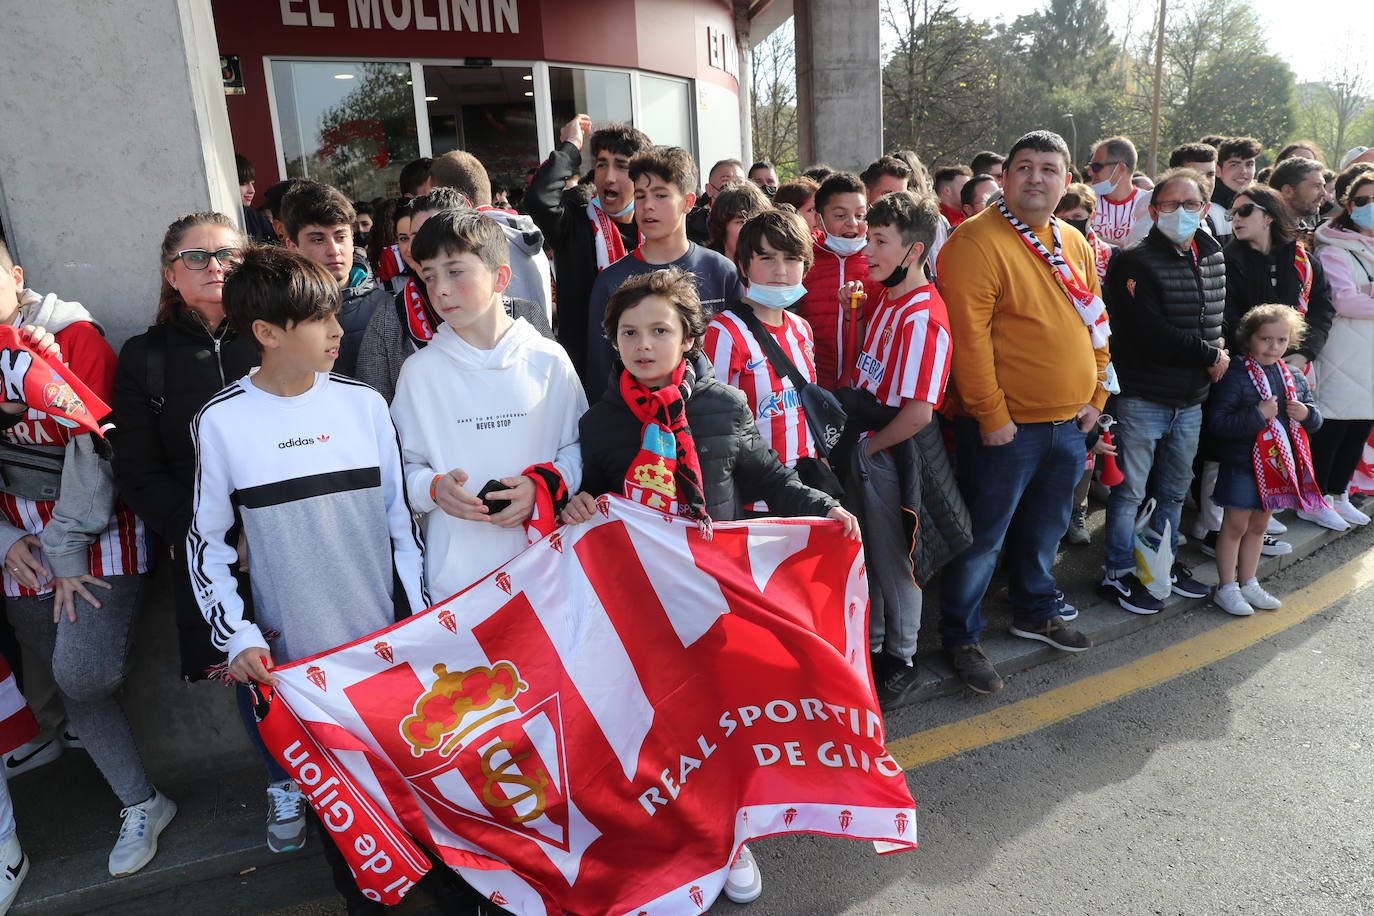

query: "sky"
(950, 0), (1369, 86)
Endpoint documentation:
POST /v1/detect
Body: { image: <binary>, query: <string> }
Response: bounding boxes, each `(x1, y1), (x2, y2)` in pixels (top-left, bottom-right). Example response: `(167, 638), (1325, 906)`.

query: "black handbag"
(728, 303), (848, 457)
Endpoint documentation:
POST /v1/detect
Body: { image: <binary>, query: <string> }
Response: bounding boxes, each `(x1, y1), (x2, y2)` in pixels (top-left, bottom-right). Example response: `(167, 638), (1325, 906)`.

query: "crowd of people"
(0, 120), (1369, 915)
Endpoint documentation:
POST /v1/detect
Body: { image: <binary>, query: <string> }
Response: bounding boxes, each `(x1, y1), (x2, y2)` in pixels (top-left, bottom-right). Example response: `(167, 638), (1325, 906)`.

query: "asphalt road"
(117, 524), (1374, 916)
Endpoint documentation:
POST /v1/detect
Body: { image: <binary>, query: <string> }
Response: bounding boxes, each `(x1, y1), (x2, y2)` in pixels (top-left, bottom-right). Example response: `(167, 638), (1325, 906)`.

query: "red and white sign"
(258, 497), (916, 914)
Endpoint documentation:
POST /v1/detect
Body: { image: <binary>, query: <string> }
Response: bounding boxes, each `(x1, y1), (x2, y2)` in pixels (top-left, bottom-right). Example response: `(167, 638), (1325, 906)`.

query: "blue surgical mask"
(824, 233), (867, 256)
(747, 282), (807, 309)
(1156, 207), (1201, 244)
(593, 196), (634, 219)
(1351, 202), (1374, 231)
(1091, 177), (1115, 198)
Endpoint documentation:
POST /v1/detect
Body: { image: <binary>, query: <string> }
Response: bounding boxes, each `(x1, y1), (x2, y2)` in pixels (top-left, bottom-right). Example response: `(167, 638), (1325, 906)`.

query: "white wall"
(695, 80), (745, 187)
(0, 0), (240, 349)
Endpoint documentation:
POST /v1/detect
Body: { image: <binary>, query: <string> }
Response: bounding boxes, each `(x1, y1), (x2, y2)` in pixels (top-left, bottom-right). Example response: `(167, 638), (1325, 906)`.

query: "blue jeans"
(940, 417), (1087, 647)
(1103, 398), (1202, 573)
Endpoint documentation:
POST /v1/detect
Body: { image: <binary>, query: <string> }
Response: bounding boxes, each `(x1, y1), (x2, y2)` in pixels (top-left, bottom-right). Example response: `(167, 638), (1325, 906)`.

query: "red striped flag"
(256, 497), (915, 913)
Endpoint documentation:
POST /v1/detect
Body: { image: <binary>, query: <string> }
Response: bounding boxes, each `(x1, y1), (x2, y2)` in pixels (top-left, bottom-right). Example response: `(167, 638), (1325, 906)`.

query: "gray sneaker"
(947, 644), (1004, 694)
(1009, 617), (1092, 652)
(1065, 506), (1090, 545)
(266, 781), (309, 853)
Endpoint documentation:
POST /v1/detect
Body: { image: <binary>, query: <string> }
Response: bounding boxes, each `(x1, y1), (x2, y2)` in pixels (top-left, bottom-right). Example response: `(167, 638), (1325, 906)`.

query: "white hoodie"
(390, 318), (586, 599)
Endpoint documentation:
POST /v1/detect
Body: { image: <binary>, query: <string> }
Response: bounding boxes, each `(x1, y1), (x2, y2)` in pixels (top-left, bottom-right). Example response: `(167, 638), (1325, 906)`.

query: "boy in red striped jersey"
(705, 209), (841, 510)
(845, 191), (953, 709)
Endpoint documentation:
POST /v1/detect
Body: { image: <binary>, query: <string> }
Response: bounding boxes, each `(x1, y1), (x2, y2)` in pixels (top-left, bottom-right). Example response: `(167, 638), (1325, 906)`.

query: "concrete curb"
(12, 514), (1358, 914)
(903, 512), (1353, 704)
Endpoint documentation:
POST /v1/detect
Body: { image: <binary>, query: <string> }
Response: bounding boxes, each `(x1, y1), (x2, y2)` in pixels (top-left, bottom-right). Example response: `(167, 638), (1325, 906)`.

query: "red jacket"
(798, 230), (872, 391)
(940, 203), (966, 227)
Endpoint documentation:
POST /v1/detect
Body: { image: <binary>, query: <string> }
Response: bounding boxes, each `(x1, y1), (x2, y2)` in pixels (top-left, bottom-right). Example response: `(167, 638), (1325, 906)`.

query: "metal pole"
(1148, 0), (1167, 176)
(1063, 112), (1077, 167)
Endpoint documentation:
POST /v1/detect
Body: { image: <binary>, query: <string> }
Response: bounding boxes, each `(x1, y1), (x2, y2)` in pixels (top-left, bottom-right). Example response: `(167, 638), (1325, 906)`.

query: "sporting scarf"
(0, 325), (114, 449)
(619, 359), (712, 538)
(400, 275), (440, 348)
(1292, 242), (1313, 314)
(998, 198), (1112, 348)
(588, 198), (633, 270)
(521, 462), (570, 544)
(1245, 355), (1325, 513)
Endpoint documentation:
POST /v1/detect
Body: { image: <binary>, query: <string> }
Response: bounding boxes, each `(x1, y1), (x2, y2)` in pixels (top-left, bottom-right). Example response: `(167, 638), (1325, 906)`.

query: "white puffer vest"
(1312, 223), (1374, 420)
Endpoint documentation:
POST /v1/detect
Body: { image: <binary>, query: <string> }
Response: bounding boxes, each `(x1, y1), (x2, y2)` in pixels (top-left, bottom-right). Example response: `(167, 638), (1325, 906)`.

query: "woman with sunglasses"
(1307, 165), (1374, 525)
(1185, 185), (1332, 551)
(111, 214), (303, 852)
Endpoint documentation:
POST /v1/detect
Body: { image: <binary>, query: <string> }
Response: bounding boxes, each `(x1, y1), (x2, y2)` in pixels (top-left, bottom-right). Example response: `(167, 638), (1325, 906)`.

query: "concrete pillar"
(0, 0), (240, 349)
(794, 0), (883, 173)
(735, 8), (754, 169)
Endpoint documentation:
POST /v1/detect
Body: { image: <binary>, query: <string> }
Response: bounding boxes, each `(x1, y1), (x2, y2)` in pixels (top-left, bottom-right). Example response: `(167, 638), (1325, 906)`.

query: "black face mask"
(355, 231), (370, 248)
(759, 184), (777, 199)
(879, 240), (920, 288)
(1062, 217), (1090, 237)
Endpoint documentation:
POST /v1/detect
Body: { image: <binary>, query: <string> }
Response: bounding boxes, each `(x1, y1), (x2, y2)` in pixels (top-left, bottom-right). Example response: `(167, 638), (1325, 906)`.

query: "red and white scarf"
(1246, 356), (1325, 513)
(619, 360), (712, 538)
(998, 199), (1111, 348)
(1292, 241), (1313, 314)
(588, 199), (633, 270)
(401, 275), (438, 348)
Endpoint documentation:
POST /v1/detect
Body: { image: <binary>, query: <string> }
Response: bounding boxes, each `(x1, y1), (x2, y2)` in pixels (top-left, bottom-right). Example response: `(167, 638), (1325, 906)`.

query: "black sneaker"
(947, 644), (1004, 694)
(878, 659), (921, 709)
(1009, 617), (1093, 652)
(1170, 562), (1209, 598)
(1201, 530), (1218, 557)
(1099, 570), (1164, 615)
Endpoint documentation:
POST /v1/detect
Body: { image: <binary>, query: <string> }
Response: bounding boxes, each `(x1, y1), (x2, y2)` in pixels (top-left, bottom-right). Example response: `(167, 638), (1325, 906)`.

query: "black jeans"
(1308, 418), (1374, 494)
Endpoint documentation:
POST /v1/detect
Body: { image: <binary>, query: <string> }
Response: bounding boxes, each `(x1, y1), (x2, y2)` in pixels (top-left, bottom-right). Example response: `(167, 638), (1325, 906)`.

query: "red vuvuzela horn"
(1098, 428), (1124, 486)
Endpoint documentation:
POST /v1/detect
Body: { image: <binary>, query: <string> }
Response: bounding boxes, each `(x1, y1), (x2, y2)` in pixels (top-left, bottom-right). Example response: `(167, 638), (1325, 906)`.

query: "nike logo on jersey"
(745, 357), (769, 371)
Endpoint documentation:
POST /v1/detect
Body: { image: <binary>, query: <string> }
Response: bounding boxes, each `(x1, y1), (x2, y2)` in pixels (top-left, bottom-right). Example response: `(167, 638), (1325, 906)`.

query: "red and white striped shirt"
(0, 322), (152, 598)
(1092, 187), (1149, 247)
(851, 284), (953, 409)
(705, 308), (818, 512)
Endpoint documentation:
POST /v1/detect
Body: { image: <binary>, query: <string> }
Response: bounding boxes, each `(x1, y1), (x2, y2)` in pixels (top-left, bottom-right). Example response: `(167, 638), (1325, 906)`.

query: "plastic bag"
(1133, 498), (1174, 601)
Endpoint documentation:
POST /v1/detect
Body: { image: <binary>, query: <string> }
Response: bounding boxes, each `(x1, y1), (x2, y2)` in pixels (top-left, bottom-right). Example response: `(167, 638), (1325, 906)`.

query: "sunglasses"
(1351, 195), (1374, 209)
(1228, 203), (1267, 218)
(175, 247), (242, 270)
(1087, 160), (1123, 174)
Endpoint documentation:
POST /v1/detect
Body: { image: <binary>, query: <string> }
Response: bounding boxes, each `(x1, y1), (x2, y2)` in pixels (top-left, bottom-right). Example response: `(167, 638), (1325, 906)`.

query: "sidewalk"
(7, 508), (1359, 914)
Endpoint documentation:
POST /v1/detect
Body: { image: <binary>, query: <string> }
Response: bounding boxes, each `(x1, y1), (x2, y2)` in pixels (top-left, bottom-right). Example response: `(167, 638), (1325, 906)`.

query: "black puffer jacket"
(1104, 226), (1226, 407)
(579, 355), (837, 521)
(1223, 239), (1334, 360)
(112, 309), (260, 680)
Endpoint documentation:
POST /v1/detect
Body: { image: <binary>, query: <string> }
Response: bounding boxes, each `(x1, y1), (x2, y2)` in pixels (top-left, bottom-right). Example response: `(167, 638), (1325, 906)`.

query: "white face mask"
(746, 282), (807, 310)
(1091, 176), (1116, 198)
(824, 233), (867, 256)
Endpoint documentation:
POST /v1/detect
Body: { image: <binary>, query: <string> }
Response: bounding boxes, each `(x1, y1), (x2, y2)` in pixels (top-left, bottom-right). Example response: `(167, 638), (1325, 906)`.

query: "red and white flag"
(257, 497), (916, 914)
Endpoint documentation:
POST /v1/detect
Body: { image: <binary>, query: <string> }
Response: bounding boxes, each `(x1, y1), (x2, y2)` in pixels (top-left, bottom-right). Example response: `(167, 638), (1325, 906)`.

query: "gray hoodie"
(0, 290), (119, 578)
(481, 208), (553, 325)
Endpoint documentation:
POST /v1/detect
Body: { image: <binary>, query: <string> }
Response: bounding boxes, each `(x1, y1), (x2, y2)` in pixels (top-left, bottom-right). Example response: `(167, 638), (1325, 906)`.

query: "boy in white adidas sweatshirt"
(390, 210), (586, 600)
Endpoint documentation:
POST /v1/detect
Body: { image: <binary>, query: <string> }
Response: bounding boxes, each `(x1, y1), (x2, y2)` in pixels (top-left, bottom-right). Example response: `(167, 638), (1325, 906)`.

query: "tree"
(881, 0), (999, 166)
(751, 18), (799, 176)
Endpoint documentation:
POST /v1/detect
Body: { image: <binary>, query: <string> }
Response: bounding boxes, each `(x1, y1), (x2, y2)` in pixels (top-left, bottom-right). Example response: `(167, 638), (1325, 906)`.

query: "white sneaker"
(1240, 578), (1281, 610)
(1265, 516), (1288, 535)
(108, 789), (177, 877)
(1, 733), (61, 778)
(0, 833), (28, 915)
(1215, 583), (1254, 617)
(265, 781), (309, 853)
(1296, 503), (1352, 531)
(723, 843), (763, 904)
(1330, 494), (1371, 527)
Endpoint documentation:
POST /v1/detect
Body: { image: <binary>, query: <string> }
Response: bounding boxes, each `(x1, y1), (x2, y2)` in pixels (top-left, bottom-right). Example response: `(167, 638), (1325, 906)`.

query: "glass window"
(639, 75), (693, 151)
(421, 65), (539, 198)
(548, 67), (634, 137)
(271, 60), (419, 200)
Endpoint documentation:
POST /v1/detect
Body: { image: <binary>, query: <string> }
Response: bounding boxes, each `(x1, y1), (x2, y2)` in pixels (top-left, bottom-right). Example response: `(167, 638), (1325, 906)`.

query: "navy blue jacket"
(1206, 358), (1322, 470)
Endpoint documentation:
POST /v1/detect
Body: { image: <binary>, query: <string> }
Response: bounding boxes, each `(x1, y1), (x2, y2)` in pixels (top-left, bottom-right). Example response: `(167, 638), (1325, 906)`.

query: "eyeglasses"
(1155, 200), (1205, 214)
(175, 248), (241, 270)
(1087, 161), (1123, 174)
(1351, 195), (1374, 208)
(1228, 203), (1267, 218)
